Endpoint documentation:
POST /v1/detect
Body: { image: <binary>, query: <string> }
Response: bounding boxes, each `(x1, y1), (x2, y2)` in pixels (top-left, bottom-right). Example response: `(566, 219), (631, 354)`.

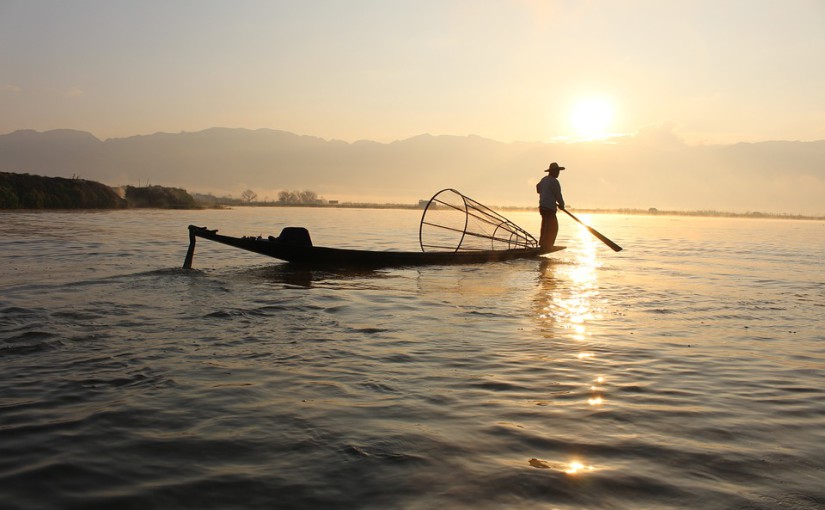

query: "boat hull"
(187, 225), (564, 268)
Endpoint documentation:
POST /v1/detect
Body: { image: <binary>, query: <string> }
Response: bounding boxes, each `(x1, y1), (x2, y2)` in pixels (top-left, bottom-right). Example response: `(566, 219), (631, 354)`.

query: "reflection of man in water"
(536, 162), (566, 251)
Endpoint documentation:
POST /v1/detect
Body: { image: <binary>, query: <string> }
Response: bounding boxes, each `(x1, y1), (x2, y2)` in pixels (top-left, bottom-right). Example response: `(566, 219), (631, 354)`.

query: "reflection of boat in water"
(183, 189), (565, 269)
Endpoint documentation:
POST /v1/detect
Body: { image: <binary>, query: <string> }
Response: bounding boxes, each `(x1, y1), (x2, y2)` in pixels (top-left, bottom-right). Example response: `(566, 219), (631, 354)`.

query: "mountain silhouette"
(1, 127), (823, 214)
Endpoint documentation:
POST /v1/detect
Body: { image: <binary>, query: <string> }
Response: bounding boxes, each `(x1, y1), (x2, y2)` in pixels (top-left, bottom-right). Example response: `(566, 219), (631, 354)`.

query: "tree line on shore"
(0, 172), (326, 210)
(194, 189), (323, 206)
(0, 172), (197, 209)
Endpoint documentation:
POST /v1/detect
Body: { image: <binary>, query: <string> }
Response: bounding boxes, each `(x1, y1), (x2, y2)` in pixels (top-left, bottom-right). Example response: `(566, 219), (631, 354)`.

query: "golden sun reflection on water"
(587, 396), (604, 406)
(565, 460), (596, 475)
(535, 220), (602, 340)
(528, 458), (598, 476)
(589, 375), (606, 406)
(530, 219), (613, 477)
(534, 217), (611, 417)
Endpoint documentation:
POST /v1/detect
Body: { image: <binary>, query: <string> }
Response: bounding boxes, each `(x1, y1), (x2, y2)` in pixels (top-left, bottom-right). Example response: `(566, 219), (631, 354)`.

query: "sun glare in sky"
(569, 96), (615, 140)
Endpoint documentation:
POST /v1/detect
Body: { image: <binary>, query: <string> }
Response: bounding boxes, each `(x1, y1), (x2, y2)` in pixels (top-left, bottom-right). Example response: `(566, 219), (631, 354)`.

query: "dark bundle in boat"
(183, 188), (563, 269)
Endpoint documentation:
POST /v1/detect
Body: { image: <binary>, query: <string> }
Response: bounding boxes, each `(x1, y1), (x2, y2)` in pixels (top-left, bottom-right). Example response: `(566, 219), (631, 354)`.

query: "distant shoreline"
(227, 202), (825, 221)
(2, 171), (821, 220)
(2, 201), (821, 221)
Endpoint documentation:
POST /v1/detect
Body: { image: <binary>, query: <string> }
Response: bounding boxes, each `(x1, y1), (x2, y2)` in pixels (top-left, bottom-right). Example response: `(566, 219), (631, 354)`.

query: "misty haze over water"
(2, 127), (824, 216)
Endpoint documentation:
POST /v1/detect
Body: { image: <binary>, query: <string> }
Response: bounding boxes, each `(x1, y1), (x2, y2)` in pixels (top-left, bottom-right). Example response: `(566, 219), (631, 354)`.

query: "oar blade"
(562, 209), (623, 252)
(588, 227), (622, 251)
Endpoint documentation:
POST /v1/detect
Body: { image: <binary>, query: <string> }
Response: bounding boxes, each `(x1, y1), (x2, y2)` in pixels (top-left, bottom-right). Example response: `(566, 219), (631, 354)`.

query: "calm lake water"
(1, 207), (824, 510)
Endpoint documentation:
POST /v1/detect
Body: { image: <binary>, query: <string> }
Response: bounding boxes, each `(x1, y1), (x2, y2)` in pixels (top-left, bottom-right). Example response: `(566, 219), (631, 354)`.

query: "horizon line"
(3, 126), (824, 147)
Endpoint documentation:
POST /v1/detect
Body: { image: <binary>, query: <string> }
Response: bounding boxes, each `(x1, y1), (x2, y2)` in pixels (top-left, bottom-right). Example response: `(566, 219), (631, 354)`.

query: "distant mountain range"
(1, 127), (823, 215)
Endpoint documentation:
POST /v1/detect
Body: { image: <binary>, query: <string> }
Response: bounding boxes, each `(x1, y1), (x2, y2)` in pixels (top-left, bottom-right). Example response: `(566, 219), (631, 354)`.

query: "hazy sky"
(2, 0), (824, 144)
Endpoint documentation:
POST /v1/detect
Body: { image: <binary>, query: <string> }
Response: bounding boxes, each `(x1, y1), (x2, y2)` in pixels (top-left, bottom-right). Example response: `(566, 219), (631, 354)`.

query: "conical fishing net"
(419, 189), (538, 252)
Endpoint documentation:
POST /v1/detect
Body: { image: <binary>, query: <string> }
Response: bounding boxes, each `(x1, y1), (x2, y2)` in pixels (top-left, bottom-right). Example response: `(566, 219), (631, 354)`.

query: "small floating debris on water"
(529, 458), (551, 469)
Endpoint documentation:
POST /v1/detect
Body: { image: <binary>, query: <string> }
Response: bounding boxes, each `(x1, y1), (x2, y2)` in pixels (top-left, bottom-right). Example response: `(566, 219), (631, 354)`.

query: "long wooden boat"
(183, 225), (563, 269)
(182, 189), (565, 269)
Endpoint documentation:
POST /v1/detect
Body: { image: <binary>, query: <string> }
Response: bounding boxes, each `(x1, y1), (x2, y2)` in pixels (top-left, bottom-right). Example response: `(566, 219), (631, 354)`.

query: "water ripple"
(1, 210), (824, 509)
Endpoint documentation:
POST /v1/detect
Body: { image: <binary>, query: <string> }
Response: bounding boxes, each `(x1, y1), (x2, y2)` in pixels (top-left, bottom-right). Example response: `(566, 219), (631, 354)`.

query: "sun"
(569, 96), (615, 140)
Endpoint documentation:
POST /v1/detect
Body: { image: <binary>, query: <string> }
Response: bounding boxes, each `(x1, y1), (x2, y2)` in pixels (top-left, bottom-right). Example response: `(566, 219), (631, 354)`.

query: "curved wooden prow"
(183, 225), (217, 268)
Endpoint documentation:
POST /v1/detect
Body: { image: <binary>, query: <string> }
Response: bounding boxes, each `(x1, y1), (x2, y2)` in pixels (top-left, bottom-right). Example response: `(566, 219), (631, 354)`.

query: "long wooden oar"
(561, 208), (623, 252)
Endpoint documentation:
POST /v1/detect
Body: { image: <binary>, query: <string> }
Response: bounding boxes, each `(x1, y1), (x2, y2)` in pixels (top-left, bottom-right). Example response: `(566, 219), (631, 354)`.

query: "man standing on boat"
(536, 162), (566, 250)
